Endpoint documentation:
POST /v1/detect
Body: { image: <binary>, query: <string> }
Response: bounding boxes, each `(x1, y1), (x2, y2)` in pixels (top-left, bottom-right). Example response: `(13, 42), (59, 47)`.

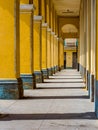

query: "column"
(54, 35), (58, 72)
(41, 23), (48, 80)
(56, 37), (58, 71)
(47, 28), (52, 76)
(86, 0), (91, 93)
(51, 32), (55, 74)
(61, 39), (64, 69)
(80, 0), (86, 80)
(90, 0), (95, 102)
(20, 4), (35, 89)
(77, 39), (80, 71)
(58, 38), (61, 71)
(83, 0), (87, 83)
(0, 0), (23, 99)
(33, 16), (42, 83)
(95, 0), (98, 117)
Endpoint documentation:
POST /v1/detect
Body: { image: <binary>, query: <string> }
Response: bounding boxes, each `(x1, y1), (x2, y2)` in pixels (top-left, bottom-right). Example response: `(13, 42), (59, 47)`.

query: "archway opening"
(64, 38), (78, 69)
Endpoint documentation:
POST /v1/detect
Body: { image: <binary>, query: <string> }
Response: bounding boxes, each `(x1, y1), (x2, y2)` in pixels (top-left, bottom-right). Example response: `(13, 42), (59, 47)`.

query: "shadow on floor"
(44, 82), (84, 83)
(0, 112), (96, 121)
(23, 95), (89, 100)
(54, 75), (81, 76)
(49, 78), (82, 79)
(37, 87), (86, 89)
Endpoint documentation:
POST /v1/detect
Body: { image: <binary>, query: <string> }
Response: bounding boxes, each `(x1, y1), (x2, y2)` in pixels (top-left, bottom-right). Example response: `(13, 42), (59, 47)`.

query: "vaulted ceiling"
(52, 0), (81, 17)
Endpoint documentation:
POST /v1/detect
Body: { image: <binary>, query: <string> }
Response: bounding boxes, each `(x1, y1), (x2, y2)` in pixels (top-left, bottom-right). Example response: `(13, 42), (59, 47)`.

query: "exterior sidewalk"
(0, 69), (98, 130)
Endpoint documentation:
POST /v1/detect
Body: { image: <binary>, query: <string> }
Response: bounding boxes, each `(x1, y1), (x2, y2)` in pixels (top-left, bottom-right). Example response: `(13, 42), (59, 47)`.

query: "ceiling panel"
(52, 0), (81, 16)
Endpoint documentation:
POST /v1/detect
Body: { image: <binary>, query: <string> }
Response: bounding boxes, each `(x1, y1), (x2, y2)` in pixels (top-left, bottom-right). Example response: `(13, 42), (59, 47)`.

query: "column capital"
(20, 4), (35, 12)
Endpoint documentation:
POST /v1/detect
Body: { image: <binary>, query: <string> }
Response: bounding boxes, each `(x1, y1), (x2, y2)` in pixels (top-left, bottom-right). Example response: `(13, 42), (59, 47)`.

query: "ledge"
(20, 4), (34, 12)
(42, 23), (48, 27)
(34, 15), (43, 21)
(51, 32), (55, 35)
(54, 35), (57, 38)
(47, 28), (51, 32)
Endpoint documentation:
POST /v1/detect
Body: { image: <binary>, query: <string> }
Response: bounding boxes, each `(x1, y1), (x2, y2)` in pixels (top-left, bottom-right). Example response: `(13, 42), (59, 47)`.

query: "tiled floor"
(0, 69), (98, 130)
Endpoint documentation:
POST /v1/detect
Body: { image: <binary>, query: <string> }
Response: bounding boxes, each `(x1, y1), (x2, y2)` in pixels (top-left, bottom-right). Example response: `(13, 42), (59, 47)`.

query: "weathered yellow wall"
(0, 0), (20, 79)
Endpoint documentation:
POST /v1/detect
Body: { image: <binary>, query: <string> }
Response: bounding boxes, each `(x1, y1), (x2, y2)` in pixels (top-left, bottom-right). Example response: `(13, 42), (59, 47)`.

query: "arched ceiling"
(62, 24), (78, 33)
(52, 0), (81, 16)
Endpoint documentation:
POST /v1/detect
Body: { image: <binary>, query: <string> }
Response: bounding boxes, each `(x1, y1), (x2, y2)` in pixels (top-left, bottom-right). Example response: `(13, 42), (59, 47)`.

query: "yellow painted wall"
(20, 12), (33, 74)
(0, 0), (20, 79)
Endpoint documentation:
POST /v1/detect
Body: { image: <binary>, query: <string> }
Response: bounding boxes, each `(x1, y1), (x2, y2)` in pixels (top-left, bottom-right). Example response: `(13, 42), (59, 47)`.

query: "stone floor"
(0, 69), (98, 130)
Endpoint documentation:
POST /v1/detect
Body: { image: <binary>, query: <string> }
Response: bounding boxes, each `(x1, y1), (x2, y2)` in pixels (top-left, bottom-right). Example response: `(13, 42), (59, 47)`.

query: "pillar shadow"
(54, 75), (81, 76)
(37, 87), (86, 89)
(23, 95), (89, 100)
(0, 112), (96, 121)
(44, 81), (84, 83)
(49, 78), (82, 79)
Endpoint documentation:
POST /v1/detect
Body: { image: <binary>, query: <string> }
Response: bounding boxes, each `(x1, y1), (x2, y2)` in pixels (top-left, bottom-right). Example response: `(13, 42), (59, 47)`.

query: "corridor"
(0, 69), (98, 130)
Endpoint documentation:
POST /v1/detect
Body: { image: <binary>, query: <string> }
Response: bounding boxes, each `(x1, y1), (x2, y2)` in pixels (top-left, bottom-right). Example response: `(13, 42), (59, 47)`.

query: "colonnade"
(0, 0), (64, 99)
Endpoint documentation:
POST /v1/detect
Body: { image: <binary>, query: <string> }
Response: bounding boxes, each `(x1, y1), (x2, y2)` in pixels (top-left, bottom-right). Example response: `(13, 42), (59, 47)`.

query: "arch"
(61, 24), (78, 33)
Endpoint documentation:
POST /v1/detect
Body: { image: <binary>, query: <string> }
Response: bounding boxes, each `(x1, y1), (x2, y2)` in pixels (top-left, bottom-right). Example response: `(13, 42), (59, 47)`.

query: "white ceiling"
(52, 0), (81, 16)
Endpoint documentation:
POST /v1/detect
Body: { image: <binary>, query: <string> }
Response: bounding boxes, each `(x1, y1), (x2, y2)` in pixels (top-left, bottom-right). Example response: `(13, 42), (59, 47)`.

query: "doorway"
(72, 52), (77, 69)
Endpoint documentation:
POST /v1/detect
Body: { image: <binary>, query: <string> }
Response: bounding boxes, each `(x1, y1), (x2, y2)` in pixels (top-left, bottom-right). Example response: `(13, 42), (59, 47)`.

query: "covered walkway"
(0, 69), (98, 129)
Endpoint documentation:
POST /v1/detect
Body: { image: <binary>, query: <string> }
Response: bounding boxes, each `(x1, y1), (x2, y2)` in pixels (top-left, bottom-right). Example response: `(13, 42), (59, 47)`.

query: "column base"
(77, 63), (80, 71)
(95, 79), (98, 118)
(80, 65), (86, 83)
(41, 69), (49, 80)
(59, 66), (64, 71)
(0, 78), (23, 99)
(90, 74), (94, 102)
(33, 71), (42, 83)
(51, 67), (55, 74)
(61, 65), (64, 70)
(55, 66), (58, 72)
(47, 68), (52, 76)
(87, 71), (90, 98)
(21, 74), (36, 89)
(86, 70), (89, 90)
